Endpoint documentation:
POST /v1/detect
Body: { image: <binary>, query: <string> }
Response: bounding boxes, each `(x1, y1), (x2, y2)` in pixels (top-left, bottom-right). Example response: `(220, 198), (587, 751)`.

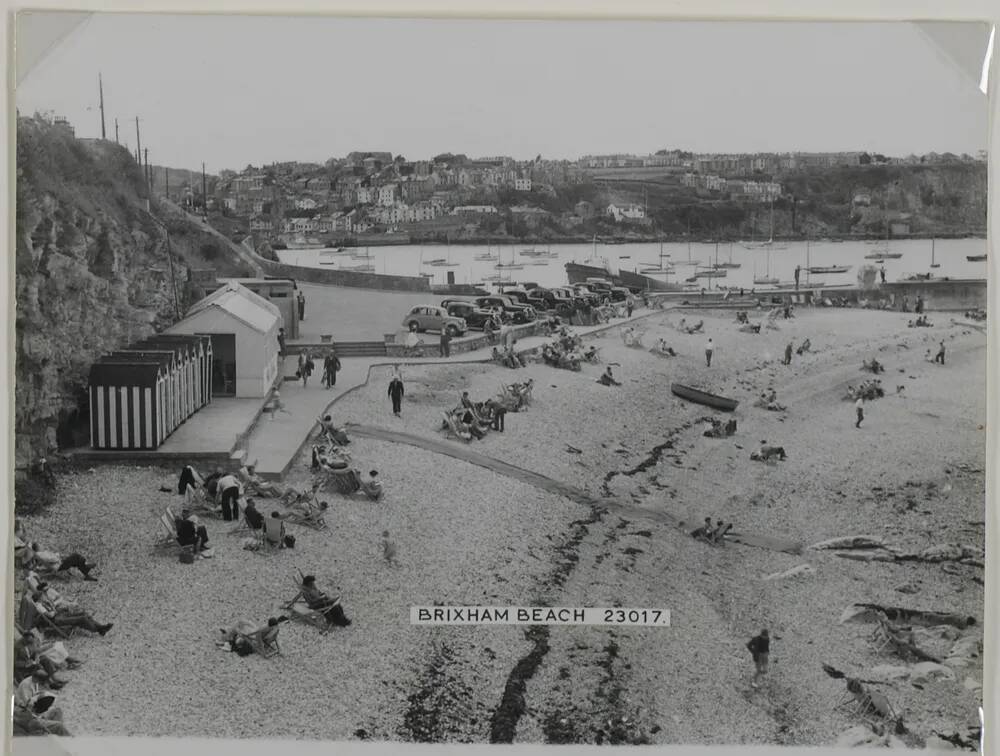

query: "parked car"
(401, 305), (467, 336)
(474, 295), (537, 323)
(442, 301), (501, 332)
(609, 286), (632, 302)
(504, 287), (551, 312)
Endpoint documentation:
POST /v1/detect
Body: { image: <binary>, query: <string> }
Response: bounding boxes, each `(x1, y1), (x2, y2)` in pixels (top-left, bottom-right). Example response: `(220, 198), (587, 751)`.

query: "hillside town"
(146, 146), (987, 246)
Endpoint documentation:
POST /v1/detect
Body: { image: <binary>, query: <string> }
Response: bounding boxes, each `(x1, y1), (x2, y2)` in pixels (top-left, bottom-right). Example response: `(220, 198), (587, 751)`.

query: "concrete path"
(242, 308), (671, 479)
(349, 423), (803, 555)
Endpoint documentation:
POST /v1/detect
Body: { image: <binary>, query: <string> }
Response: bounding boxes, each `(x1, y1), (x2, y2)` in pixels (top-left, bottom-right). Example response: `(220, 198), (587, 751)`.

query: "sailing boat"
(642, 240), (674, 274)
(495, 245), (524, 270)
(807, 233), (851, 275)
(754, 248), (779, 285)
(474, 242), (499, 262)
(929, 238), (941, 268)
(695, 244), (727, 279)
(713, 242), (741, 269)
(865, 219), (902, 260)
(761, 199), (786, 250)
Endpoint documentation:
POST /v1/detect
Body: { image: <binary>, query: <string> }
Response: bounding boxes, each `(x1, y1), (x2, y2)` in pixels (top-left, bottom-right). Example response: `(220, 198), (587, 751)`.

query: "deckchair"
(19, 594), (73, 640)
(321, 467), (364, 495)
(244, 625), (281, 658)
(441, 412), (472, 443)
(285, 502), (328, 530)
(260, 516), (286, 553)
(282, 589), (331, 635)
(834, 680), (900, 732)
(155, 511), (196, 558)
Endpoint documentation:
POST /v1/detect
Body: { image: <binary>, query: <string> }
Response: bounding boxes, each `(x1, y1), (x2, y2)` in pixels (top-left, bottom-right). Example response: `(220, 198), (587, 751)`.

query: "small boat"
(865, 251), (903, 260)
(967, 254), (987, 262)
(694, 268), (728, 278)
(495, 263), (525, 270)
(342, 263), (375, 272)
(808, 265), (851, 274)
(930, 239), (940, 269)
(425, 257), (447, 265)
(671, 383), (739, 412)
(753, 276), (780, 285)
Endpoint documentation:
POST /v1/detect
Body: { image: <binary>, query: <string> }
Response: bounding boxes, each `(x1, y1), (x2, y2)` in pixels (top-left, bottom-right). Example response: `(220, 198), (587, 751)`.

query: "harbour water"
(277, 237), (988, 290)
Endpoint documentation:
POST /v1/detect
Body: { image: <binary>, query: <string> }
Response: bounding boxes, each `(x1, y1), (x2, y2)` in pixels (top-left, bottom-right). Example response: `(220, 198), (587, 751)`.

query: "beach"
(22, 305), (986, 746)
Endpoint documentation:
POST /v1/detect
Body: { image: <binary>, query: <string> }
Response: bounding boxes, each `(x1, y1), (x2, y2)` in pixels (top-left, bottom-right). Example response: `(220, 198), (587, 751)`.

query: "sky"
(15, 14), (990, 173)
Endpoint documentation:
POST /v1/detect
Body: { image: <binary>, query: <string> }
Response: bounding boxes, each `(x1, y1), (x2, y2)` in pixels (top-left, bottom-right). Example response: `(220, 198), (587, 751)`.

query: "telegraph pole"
(144, 148), (150, 191)
(165, 168), (169, 201)
(202, 162), (208, 218)
(98, 73), (106, 139)
(135, 117), (142, 167)
(114, 118), (119, 144)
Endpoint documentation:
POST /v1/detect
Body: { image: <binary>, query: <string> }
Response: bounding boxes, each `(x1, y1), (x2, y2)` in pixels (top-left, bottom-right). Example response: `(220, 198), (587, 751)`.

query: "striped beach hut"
(127, 341), (190, 429)
(89, 361), (169, 450)
(105, 350), (183, 437)
(137, 334), (213, 411)
(134, 335), (209, 419)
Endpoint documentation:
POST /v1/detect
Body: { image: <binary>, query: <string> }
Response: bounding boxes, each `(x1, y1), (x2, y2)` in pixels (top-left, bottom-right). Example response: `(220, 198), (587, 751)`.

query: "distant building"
(514, 177), (532, 191)
(378, 184), (400, 206)
(606, 204), (645, 222)
(294, 197), (319, 210)
(452, 205), (498, 214)
(356, 186), (378, 205)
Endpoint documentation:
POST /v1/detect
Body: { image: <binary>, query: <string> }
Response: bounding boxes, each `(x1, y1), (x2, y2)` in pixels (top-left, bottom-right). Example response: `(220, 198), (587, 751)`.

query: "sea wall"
(245, 246), (432, 292)
(881, 279), (988, 311)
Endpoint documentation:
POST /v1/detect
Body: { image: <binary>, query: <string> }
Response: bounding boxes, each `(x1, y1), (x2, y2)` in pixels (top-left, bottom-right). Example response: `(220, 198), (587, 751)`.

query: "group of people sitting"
(964, 309), (986, 322)
(596, 366), (622, 387)
(650, 338), (677, 357)
(735, 310), (762, 333)
(443, 390), (510, 440)
(703, 416), (738, 438)
(620, 326), (644, 348)
(907, 315), (932, 328)
(538, 327), (599, 371)
(752, 389), (786, 412)
(750, 440), (787, 462)
(677, 318), (705, 334)
(492, 344), (526, 369)
(847, 379), (884, 401)
(13, 519), (114, 736)
(691, 517), (734, 545)
(218, 616), (287, 656)
(862, 358), (885, 374)
(311, 446), (383, 501)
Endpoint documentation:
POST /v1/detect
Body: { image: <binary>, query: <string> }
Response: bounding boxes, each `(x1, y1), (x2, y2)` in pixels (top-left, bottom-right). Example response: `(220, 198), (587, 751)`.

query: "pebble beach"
(21, 305), (987, 746)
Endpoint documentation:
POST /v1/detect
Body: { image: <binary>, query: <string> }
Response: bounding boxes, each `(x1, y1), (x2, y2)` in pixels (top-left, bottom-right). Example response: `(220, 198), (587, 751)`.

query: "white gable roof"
(183, 282), (281, 334)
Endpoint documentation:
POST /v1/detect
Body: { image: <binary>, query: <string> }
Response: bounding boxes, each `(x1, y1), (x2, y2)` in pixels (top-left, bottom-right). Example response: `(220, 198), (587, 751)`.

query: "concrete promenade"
(244, 307), (668, 480)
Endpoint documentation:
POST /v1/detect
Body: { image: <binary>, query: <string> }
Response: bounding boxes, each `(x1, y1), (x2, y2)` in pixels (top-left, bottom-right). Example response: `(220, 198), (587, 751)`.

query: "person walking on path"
(855, 396), (865, 428)
(879, 266), (887, 284)
(277, 328), (287, 360)
(747, 629), (770, 688)
(388, 373), (405, 417)
(794, 265), (801, 290)
(297, 290), (306, 321)
(626, 297), (634, 318)
(783, 342), (793, 366)
(439, 329), (452, 358)
(934, 340), (946, 365)
(298, 352), (314, 388)
(323, 350), (341, 388)
(705, 338), (714, 368)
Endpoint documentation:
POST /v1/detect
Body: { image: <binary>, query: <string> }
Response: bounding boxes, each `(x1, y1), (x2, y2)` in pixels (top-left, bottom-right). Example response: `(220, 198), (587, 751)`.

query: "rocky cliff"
(14, 116), (253, 465)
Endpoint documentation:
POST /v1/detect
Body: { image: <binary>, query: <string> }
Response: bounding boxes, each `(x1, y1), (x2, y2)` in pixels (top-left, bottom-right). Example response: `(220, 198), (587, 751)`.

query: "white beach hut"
(167, 282), (282, 398)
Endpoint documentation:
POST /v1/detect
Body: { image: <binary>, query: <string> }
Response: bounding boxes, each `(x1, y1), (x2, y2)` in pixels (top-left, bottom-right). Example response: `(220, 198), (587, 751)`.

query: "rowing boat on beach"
(671, 383), (739, 411)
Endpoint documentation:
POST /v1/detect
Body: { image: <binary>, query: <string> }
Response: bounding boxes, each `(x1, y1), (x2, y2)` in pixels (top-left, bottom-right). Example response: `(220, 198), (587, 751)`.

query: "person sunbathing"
(23, 543), (98, 581)
(14, 632), (70, 685)
(175, 509), (211, 553)
(710, 520), (733, 543)
(26, 573), (81, 612)
(357, 470), (383, 501)
(597, 367), (622, 386)
(691, 517), (714, 540)
(300, 575), (352, 627)
(796, 338), (812, 355)
(750, 441), (787, 462)
(287, 497), (328, 521)
(312, 445), (349, 470)
(461, 410), (488, 439)
(317, 415), (351, 446)
(654, 339), (676, 356)
(238, 461), (285, 498)
(29, 591), (113, 636)
(178, 464), (205, 500)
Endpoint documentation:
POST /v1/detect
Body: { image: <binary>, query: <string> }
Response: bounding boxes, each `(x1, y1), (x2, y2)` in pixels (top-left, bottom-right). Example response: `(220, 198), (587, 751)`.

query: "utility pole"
(114, 118), (119, 144)
(134, 117), (142, 167)
(165, 168), (169, 201)
(144, 148), (149, 189)
(202, 162), (208, 218)
(98, 73), (106, 140)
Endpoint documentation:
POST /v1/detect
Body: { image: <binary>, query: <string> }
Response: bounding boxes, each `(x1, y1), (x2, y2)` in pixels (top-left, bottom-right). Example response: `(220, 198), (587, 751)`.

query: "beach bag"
(179, 550), (195, 564)
(284, 535), (296, 549)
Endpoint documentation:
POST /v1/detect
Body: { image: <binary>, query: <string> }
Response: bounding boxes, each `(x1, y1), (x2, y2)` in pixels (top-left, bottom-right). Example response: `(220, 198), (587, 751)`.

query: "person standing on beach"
(855, 396), (864, 428)
(277, 328), (287, 360)
(783, 342), (793, 366)
(935, 340), (946, 365)
(388, 373), (405, 417)
(705, 338), (714, 367)
(747, 629), (770, 688)
(439, 329), (452, 358)
(297, 290), (306, 321)
(626, 297), (634, 318)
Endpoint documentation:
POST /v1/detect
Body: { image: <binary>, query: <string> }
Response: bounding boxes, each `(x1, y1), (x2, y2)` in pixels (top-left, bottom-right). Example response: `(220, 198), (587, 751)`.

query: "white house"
(378, 184), (400, 207)
(514, 177), (532, 191)
(294, 197), (319, 211)
(166, 282), (282, 398)
(607, 204), (645, 222)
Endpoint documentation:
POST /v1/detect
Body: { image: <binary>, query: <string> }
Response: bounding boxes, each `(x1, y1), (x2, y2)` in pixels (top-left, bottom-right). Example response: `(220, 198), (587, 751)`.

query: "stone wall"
(248, 250), (432, 292)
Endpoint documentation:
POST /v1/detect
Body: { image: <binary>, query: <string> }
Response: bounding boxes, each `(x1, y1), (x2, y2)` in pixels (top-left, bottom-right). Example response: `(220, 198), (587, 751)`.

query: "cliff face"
(14, 116), (252, 465)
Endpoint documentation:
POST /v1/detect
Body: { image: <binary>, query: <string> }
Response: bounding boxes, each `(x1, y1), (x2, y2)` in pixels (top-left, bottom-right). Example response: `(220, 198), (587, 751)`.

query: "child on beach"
(747, 629), (770, 688)
(855, 397), (864, 428)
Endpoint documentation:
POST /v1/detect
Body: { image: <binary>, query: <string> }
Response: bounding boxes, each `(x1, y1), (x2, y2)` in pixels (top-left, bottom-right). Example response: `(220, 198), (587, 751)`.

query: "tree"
(859, 152), (872, 165)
